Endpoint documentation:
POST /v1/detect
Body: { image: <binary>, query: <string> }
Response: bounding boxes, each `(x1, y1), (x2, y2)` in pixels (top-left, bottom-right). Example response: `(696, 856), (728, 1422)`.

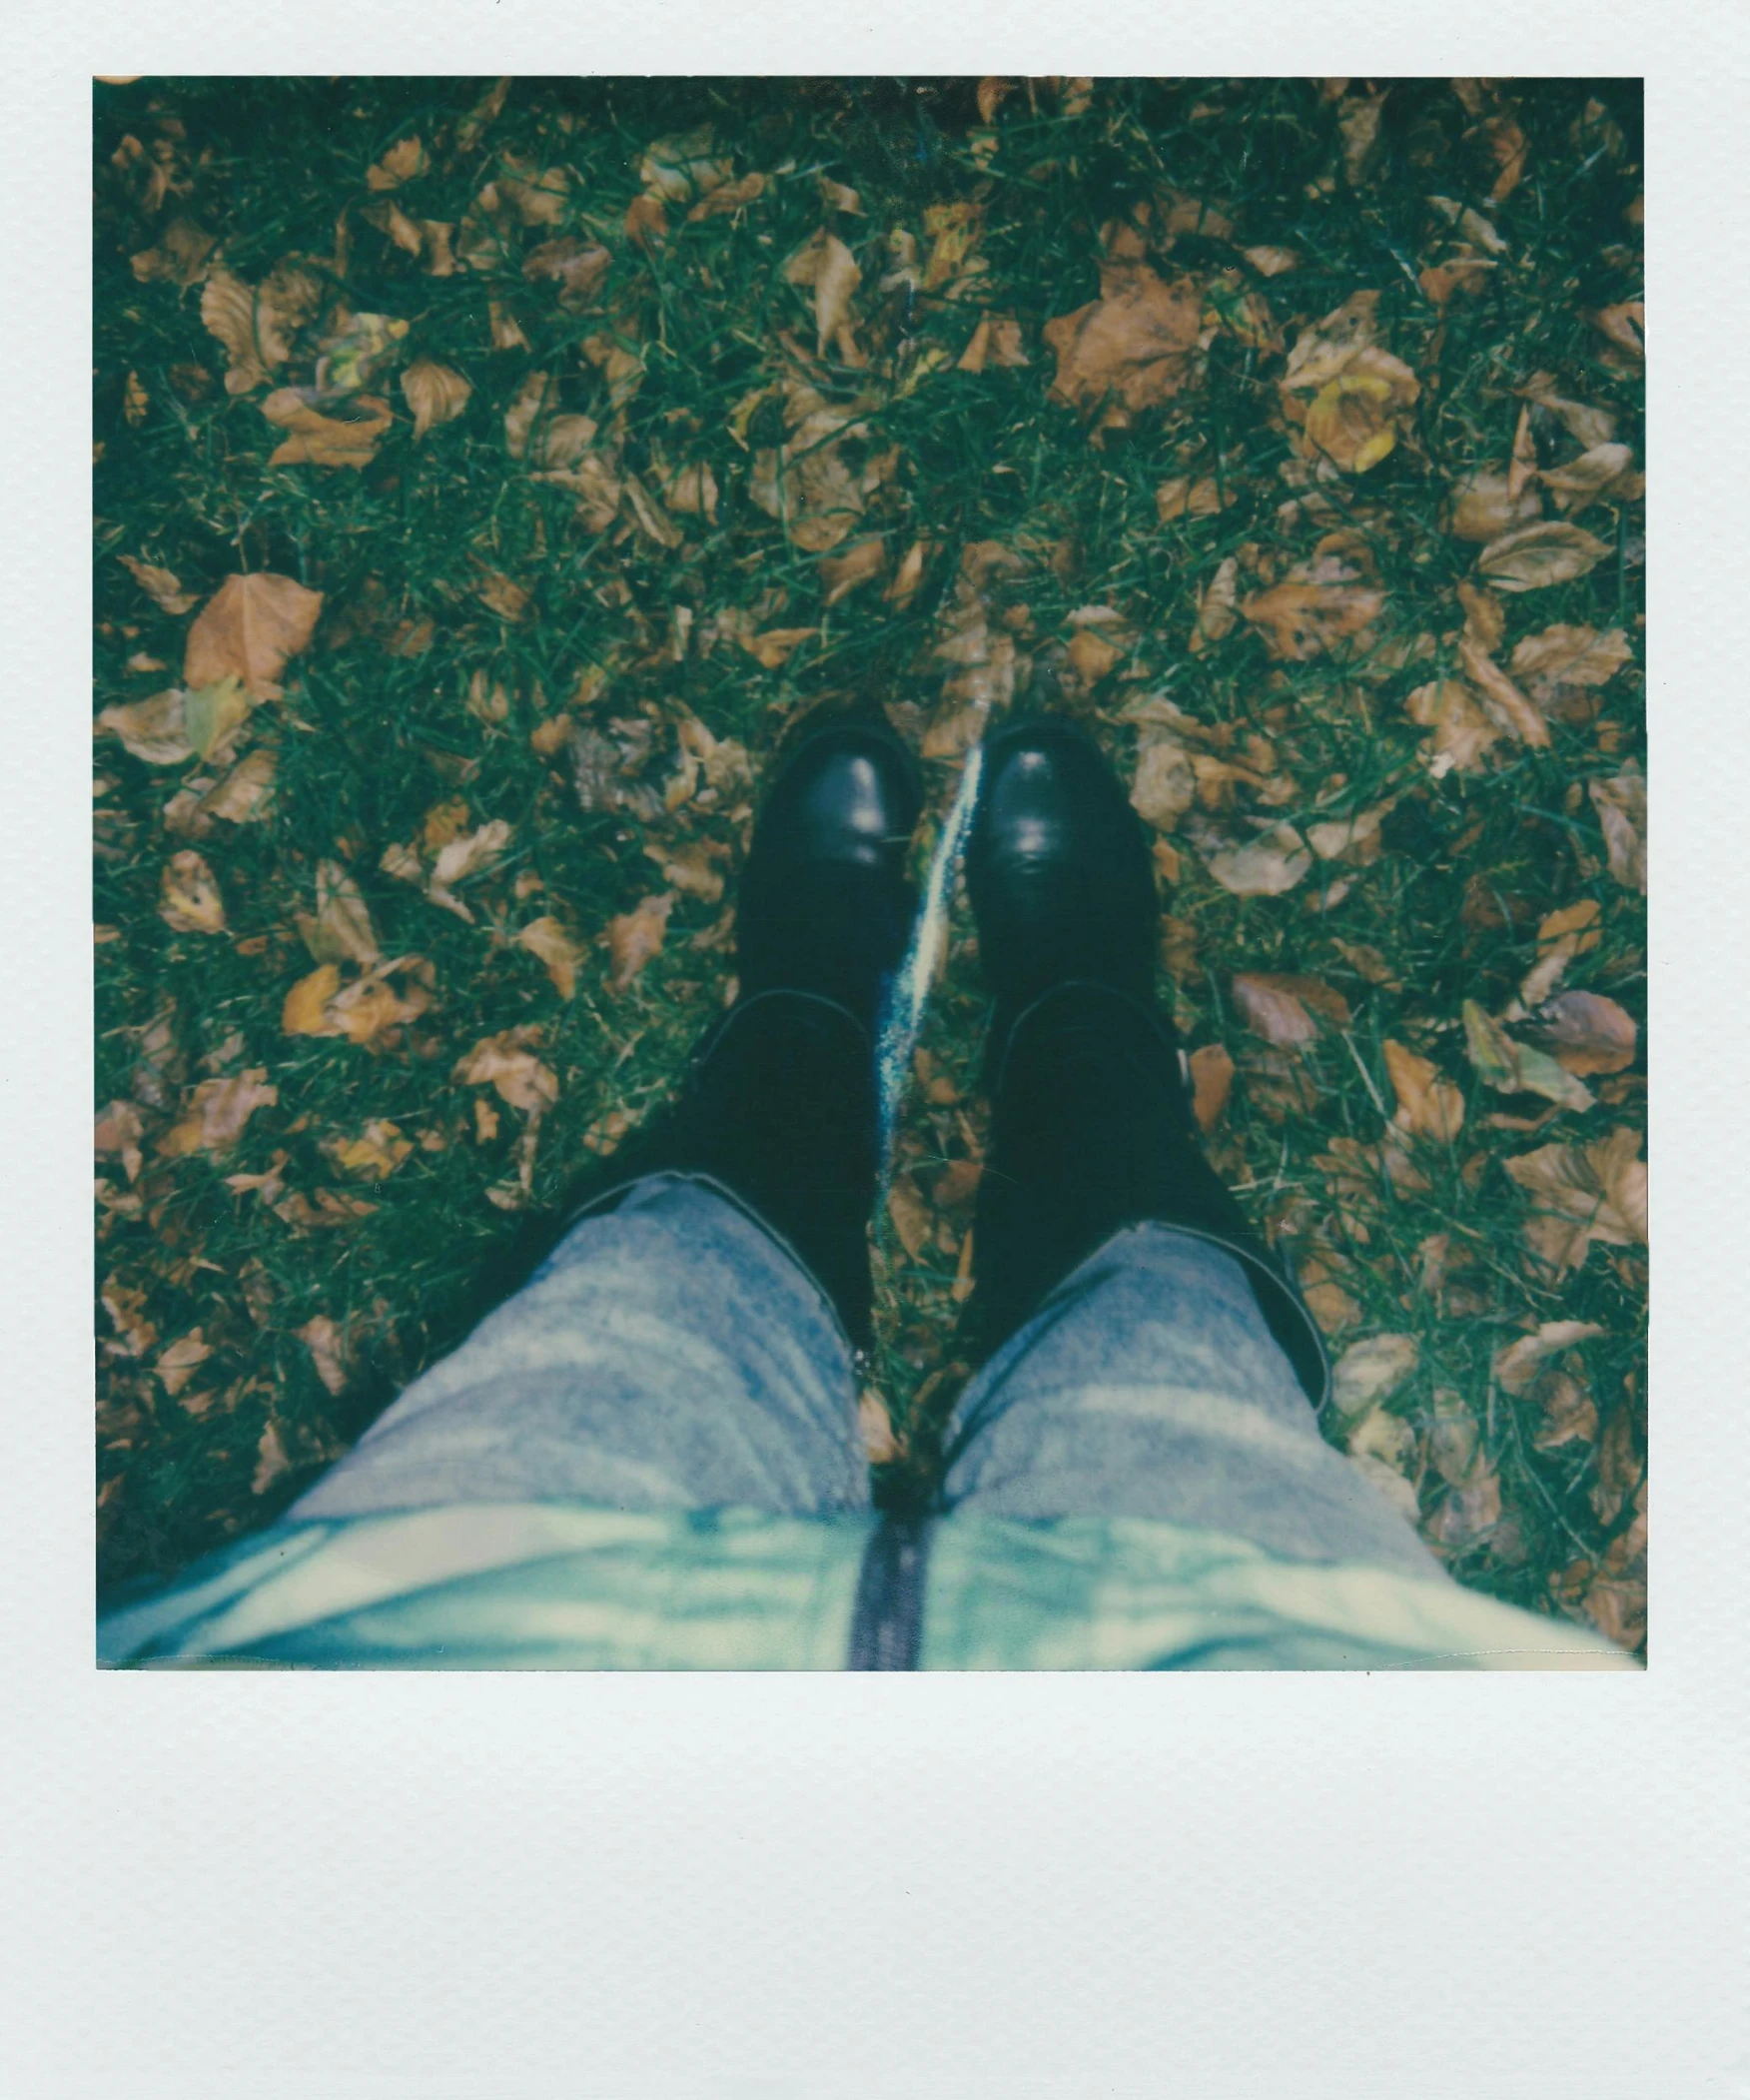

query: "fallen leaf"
(1458, 634), (1550, 746)
(101, 1277), (158, 1359)
(94, 1100), (146, 1182)
(401, 359), (471, 440)
(1156, 476), (1232, 522)
(1282, 290), (1381, 393)
(1485, 113), (1529, 201)
(656, 460), (719, 524)
(201, 264), (319, 394)
(427, 819), (512, 922)
(1338, 88), (1389, 185)
(1504, 1126), (1646, 1273)
(259, 388), (394, 470)
(323, 1120), (413, 1181)
(129, 216), (216, 286)
(1506, 405), (1538, 503)
(1233, 973), (1348, 1047)
(252, 1419), (294, 1497)
(283, 963), (343, 1036)
(298, 860), (381, 967)
(687, 171), (767, 222)
(1457, 579), (1505, 652)
(1189, 1043), (1235, 1132)
(1383, 1040), (1465, 1142)
(1462, 999), (1594, 1111)
(1510, 623), (1631, 712)
(605, 892), (674, 989)
(1537, 899), (1603, 952)
(159, 849), (226, 934)
(183, 572), (323, 698)
(515, 915), (583, 999)
(1191, 556), (1240, 651)
(643, 840), (727, 903)
(1518, 372), (1617, 450)
(328, 971), (429, 1049)
(1404, 678), (1500, 775)
(819, 537), (887, 605)
(638, 126), (731, 205)
(367, 136), (428, 191)
(1591, 301), (1644, 361)
(886, 1175), (931, 1260)
(1303, 349), (1418, 475)
(817, 176), (861, 215)
(1525, 990), (1636, 1075)
(180, 676), (253, 764)
(1493, 1321), (1606, 1396)
(1476, 522), (1610, 591)
(157, 1070), (278, 1156)
(1131, 737), (1196, 831)
(1205, 822), (1312, 896)
(1446, 472), (1542, 543)
(155, 1328), (211, 1398)
(1588, 765), (1647, 892)
(783, 230), (862, 358)
(119, 554), (197, 615)
(1530, 1371), (1599, 1451)
(1331, 1333), (1419, 1422)
(627, 192), (669, 246)
(1240, 579), (1383, 661)
(454, 1028), (559, 1114)
(475, 569), (530, 622)
(522, 235), (612, 310)
(1044, 261), (1204, 436)
(1306, 799), (1394, 863)
(97, 688), (192, 765)
(1539, 442), (1637, 516)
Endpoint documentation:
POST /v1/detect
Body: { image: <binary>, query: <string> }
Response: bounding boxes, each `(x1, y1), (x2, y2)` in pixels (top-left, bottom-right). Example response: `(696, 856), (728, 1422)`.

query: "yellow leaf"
(283, 964), (344, 1037)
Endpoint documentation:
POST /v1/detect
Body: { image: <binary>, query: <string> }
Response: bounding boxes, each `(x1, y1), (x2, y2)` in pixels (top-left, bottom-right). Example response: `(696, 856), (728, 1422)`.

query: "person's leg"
(298, 714), (924, 1525)
(941, 1222), (1436, 1575)
(943, 713), (1431, 1575)
(294, 1173), (868, 1520)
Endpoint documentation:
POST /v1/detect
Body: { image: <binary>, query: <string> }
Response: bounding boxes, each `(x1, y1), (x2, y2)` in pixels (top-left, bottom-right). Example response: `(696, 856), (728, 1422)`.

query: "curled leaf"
(1476, 522), (1610, 591)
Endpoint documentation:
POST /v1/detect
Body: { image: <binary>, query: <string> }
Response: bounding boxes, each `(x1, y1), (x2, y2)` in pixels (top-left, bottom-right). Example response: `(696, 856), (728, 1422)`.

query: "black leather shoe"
(967, 715), (1328, 1407)
(542, 716), (920, 1349)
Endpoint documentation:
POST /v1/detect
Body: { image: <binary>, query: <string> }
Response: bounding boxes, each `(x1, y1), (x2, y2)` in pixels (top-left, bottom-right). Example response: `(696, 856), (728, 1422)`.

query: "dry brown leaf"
(1493, 1321), (1605, 1396)
(293, 1316), (350, 1400)
(784, 230), (862, 358)
(1130, 737), (1196, 832)
(157, 1070), (278, 1156)
(1191, 556), (1240, 652)
(605, 892), (675, 990)
(886, 1175), (932, 1260)
(1591, 302), (1644, 361)
(1456, 579), (1505, 652)
(1485, 113), (1529, 201)
(1281, 290), (1381, 393)
(1506, 405), (1538, 503)
(328, 971), (429, 1049)
(1518, 373), (1617, 450)
(201, 264), (319, 394)
(259, 389), (393, 470)
(1155, 476), (1232, 523)
(514, 915), (583, 1000)
(159, 849), (226, 935)
(656, 460), (720, 524)
(1530, 1370), (1598, 1451)
(155, 1328), (211, 1398)
(202, 748), (278, 823)
(1404, 678), (1500, 775)
(323, 1121), (413, 1182)
(250, 1419), (294, 1497)
(1589, 765), (1647, 893)
(1383, 1039), (1465, 1142)
(687, 171), (767, 221)
(1233, 972), (1348, 1047)
(1457, 634), (1550, 747)
(401, 359), (471, 441)
(1044, 262), (1204, 436)
(1510, 623), (1631, 708)
(643, 840), (727, 903)
(118, 554), (197, 616)
(1306, 800), (1393, 864)
(1540, 443), (1637, 516)
(1504, 1125), (1646, 1272)
(454, 1028), (559, 1114)
(427, 819), (512, 922)
(1189, 1043), (1235, 1133)
(819, 537), (887, 605)
(95, 1100), (146, 1183)
(183, 572), (323, 698)
(1330, 1332), (1419, 1421)
(1205, 822), (1312, 896)
(1240, 579), (1383, 662)
(1477, 522), (1610, 591)
(1446, 472), (1541, 543)
(1526, 991), (1637, 1076)
(97, 689), (192, 766)
(1462, 999), (1595, 1111)
(367, 136), (427, 191)
(130, 216), (217, 287)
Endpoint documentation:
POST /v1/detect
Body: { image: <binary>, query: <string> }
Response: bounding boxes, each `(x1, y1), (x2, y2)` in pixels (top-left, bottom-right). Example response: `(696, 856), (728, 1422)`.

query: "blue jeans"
(294, 1175), (1436, 1581)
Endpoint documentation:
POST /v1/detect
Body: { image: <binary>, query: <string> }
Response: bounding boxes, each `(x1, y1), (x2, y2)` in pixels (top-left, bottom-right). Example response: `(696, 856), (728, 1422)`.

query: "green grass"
(94, 75), (1645, 1649)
